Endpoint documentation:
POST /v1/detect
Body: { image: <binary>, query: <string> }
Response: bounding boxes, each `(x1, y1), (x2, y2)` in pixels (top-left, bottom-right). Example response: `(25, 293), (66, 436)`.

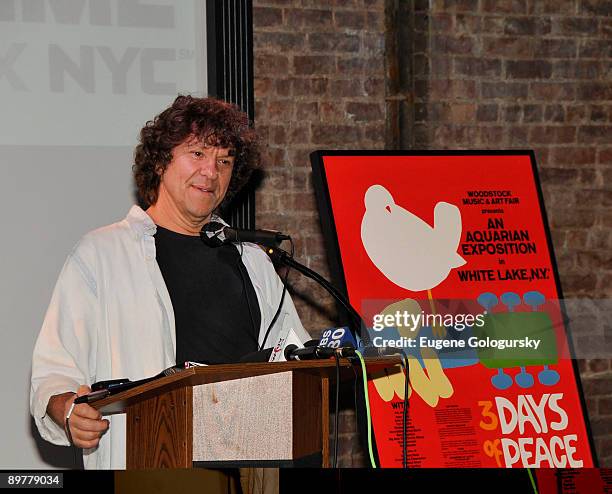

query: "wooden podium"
(92, 358), (398, 469)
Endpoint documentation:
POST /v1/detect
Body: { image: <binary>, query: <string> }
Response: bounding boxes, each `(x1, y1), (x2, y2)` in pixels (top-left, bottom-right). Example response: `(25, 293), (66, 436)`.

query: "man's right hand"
(47, 385), (110, 449)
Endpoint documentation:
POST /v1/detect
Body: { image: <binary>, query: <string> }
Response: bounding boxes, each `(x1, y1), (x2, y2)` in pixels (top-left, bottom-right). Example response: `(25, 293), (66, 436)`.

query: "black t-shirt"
(154, 225), (261, 365)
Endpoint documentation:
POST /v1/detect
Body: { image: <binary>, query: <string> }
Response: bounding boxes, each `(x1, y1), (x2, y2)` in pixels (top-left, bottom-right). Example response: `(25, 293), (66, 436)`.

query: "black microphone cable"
(258, 237), (294, 351)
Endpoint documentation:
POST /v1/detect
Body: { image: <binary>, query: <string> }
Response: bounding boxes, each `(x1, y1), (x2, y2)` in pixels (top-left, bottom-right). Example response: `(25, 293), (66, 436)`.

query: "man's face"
(156, 137), (235, 227)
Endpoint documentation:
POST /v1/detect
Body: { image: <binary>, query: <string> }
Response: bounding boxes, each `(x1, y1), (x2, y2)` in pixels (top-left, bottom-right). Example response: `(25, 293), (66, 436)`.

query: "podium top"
(93, 357), (401, 415)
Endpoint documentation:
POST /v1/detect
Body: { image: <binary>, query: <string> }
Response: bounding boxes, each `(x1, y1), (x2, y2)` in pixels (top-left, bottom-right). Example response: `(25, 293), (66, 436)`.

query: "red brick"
(431, 35), (476, 55)
(430, 80), (477, 100)
(335, 0), (362, 7)
(332, 79), (364, 98)
(275, 79), (290, 97)
(504, 17), (537, 35)
(285, 8), (333, 30)
(530, 125), (576, 144)
(599, 148), (612, 164)
(364, 77), (384, 96)
(476, 104), (499, 122)
(523, 104), (543, 122)
(346, 102), (384, 121)
(503, 105), (521, 122)
(268, 125), (286, 145)
(440, 0), (479, 11)
(454, 14), (482, 34)
(308, 33), (360, 52)
(579, 0), (612, 15)
(334, 11), (366, 30)
(311, 78), (329, 95)
(293, 55), (336, 75)
(312, 124), (360, 145)
(536, 39), (578, 58)
(479, 126), (504, 144)
(253, 7), (283, 28)
(429, 102), (452, 120)
(552, 60), (602, 80)
(601, 397), (612, 416)
(530, 82), (575, 101)
(507, 126), (529, 144)
(603, 18), (612, 37)
(254, 32), (304, 52)
(483, 16), (505, 34)
(578, 126), (612, 144)
(254, 77), (274, 96)
(552, 18), (599, 36)
(317, 102), (340, 122)
(535, 0), (575, 14)
(551, 209), (597, 228)
(429, 14), (453, 32)
(337, 56), (384, 74)
(540, 167), (579, 185)
(591, 105), (608, 122)
(580, 40), (612, 59)
(264, 99), (293, 121)
(578, 83), (612, 101)
(255, 54), (289, 76)
(483, 36), (535, 57)
(481, 82), (528, 99)
(363, 33), (384, 54)
(482, 0), (528, 14)
(454, 57), (502, 77)
(550, 147), (596, 165)
(450, 103), (476, 122)
(429, 56), (452, 77)
(364, 123), (386, 143)
(366, 11), (384, 31)
(566, 105), (588, 123)
(506, 60), (552, 79)
(544, 104), (565, 122)
(582, 376), (612, 396)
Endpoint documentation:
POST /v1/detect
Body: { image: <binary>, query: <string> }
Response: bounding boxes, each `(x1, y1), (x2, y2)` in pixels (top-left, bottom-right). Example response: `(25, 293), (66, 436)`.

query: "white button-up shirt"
(30, 206), (310, 469)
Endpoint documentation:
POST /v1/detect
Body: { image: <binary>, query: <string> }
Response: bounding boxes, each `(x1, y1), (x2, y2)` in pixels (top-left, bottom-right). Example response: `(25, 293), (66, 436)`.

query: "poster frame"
(310, 149), (598, 468)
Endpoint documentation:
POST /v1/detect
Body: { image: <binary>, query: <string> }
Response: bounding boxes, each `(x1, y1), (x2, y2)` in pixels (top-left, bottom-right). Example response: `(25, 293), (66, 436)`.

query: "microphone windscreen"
(200, 221), (227, 247)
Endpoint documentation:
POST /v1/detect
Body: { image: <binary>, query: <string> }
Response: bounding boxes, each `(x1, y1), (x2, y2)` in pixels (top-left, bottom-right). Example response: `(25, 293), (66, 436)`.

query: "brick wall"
(406, 0), (612, 466)
(252, 0), (388, 466)
(253, 0), (387, 331)
(252, 0), (611, 467)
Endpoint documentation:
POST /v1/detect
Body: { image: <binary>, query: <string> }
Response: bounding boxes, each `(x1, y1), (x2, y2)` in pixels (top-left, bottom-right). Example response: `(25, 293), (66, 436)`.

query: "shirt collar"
(125, 205), (229, 238)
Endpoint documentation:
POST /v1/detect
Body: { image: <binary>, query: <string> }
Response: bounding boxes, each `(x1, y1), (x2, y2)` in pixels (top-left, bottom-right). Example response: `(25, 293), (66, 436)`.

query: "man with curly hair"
(30, 95), (309, 472)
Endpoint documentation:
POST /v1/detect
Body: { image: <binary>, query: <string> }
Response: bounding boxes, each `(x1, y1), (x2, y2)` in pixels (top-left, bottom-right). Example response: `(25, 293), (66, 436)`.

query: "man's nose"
(198, 157), (219, 179)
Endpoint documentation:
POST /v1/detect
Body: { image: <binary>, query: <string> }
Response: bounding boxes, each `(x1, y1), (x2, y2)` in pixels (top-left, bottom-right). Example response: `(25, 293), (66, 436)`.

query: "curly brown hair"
(133, 95), (259, 208)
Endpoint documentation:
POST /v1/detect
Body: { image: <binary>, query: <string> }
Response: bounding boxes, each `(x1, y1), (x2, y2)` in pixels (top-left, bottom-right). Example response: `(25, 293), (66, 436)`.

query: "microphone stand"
(263, 245), (372, 347)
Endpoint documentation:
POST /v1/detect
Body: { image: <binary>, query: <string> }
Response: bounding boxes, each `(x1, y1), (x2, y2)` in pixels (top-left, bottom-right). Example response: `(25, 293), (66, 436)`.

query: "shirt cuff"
(31, 378), (79, 446)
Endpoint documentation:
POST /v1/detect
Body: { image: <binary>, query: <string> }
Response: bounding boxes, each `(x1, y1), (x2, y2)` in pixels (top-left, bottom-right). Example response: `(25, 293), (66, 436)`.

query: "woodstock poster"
(311, 151), (595, 469)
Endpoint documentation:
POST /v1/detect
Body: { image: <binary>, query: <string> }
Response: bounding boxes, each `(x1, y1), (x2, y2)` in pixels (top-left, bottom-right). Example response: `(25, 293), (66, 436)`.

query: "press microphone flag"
(319, 326), (357, 350)
(269, 323), (307, 362)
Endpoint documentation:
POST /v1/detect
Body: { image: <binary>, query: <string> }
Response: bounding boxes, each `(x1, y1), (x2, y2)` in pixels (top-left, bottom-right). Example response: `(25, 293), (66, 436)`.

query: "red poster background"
(315, 152), (595, 468)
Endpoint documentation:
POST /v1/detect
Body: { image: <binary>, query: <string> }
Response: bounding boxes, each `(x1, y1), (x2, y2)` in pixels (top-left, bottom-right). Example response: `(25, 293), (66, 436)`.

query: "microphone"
(284, 343), (336, 361)
(201, 221), (290, 248)
(75, 365), (184, 404)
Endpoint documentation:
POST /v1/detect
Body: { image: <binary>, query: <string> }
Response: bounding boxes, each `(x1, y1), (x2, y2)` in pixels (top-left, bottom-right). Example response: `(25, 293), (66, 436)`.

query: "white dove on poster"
(361, 184), (466, 292)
